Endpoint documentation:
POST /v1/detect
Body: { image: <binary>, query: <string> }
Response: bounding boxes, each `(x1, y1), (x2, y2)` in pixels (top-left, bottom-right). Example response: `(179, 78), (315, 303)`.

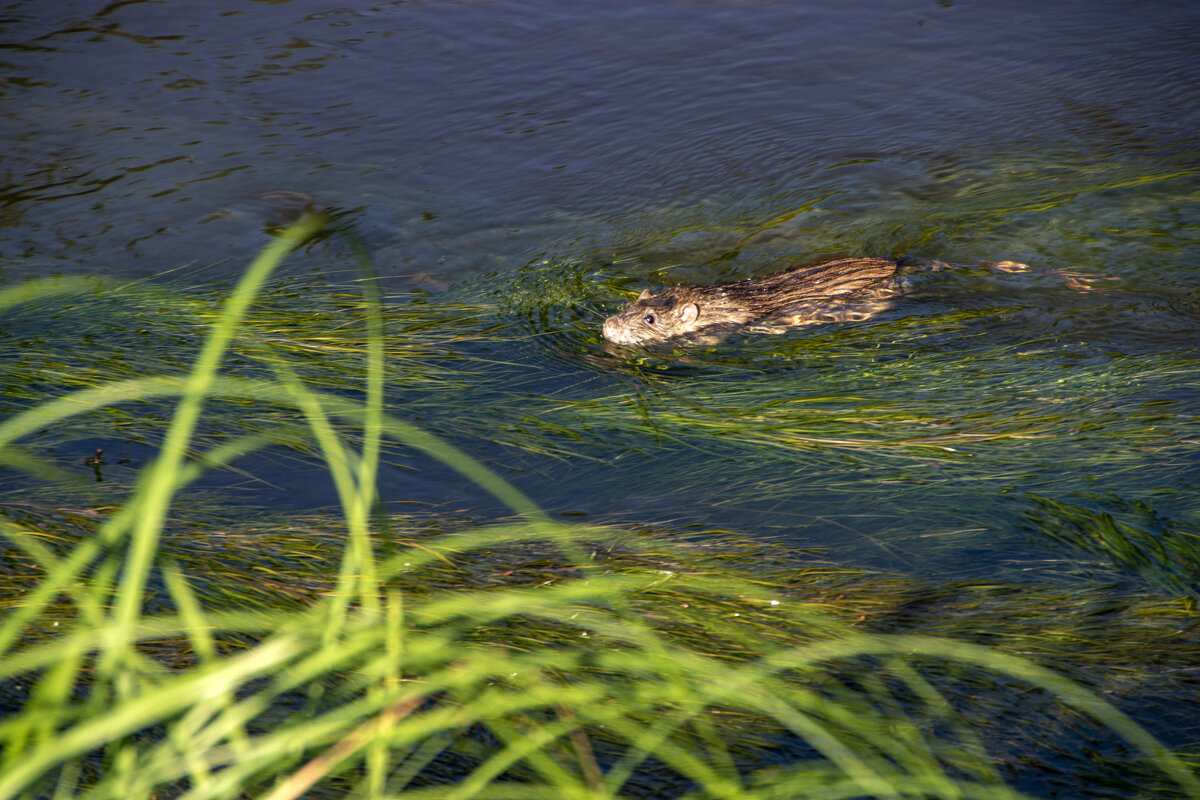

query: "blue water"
(3, 0), (1196, 279)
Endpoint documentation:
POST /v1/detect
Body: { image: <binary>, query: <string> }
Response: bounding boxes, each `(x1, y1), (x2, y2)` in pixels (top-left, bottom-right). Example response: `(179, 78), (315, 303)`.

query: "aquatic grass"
(41, 256), (1182, 566)
(1026, 495), (1200, 599)
(2, 216), (1198, 798)
(5, 503), (1195, 683)
(413, 248), (1200, 476)
(5, 234), (1192, 491)
(3, 507), (1198, 798)
(591, 145), (1199, 288)
(3, 502), (1199, 798)
(440, 344), (1191, 467)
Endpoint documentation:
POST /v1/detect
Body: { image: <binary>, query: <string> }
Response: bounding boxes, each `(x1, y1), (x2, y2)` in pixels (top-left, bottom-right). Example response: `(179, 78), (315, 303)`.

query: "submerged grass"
(1, 217), (1198, 799)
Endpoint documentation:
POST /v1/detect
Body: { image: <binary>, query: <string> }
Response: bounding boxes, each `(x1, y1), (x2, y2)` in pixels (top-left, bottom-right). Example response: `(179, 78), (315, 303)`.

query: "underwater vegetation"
(0, 216), (1197, 799)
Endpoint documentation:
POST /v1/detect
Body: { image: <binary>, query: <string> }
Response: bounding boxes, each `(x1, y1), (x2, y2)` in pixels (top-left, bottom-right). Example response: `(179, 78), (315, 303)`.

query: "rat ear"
(677, 303), (699, 325)
(637, 288), (651, 300)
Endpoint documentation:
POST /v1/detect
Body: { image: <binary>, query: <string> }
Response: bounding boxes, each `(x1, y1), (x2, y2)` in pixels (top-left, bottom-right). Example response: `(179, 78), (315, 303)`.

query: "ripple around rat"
(492, 258), (629, 354)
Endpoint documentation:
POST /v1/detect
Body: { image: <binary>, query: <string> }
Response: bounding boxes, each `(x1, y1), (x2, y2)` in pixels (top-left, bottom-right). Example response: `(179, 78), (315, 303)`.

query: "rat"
(602, 257), (899, 346)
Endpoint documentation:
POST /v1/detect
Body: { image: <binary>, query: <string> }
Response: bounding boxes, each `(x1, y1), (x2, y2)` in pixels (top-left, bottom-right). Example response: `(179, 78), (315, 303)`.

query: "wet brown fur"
(602, 257), (899, 346)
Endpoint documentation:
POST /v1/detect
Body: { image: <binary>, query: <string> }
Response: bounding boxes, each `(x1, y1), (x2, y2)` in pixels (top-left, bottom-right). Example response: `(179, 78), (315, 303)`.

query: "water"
(4, 0), (1199, 562)
(4, 0), (1196, 274)
(3, 0), (1200, 792)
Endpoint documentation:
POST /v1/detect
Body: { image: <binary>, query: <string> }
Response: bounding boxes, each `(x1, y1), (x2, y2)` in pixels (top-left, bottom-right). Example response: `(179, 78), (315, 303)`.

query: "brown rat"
(602, 257), (899, 346)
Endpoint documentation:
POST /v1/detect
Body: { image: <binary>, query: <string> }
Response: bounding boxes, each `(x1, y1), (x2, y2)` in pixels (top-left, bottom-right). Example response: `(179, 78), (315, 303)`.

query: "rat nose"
(602, 315), (632, 345)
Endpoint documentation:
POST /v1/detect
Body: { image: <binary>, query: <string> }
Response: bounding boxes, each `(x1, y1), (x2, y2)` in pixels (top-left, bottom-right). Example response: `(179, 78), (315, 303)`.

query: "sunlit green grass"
(1, 216), (1197, 799)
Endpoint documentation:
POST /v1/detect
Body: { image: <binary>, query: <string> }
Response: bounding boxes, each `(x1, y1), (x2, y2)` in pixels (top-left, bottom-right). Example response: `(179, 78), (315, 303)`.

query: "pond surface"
(3, 2), (1199, 580)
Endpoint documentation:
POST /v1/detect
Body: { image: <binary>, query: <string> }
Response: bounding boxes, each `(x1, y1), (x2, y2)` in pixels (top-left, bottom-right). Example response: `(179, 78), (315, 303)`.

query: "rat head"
(602, 288), (701, 346)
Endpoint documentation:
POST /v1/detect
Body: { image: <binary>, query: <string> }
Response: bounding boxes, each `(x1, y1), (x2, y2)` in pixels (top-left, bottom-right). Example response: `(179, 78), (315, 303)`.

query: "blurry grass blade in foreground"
(106, 215), (328, 672)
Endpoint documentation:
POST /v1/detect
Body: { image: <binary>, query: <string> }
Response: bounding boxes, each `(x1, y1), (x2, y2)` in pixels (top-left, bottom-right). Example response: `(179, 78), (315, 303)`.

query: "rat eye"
(643, 314), (656, 325)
